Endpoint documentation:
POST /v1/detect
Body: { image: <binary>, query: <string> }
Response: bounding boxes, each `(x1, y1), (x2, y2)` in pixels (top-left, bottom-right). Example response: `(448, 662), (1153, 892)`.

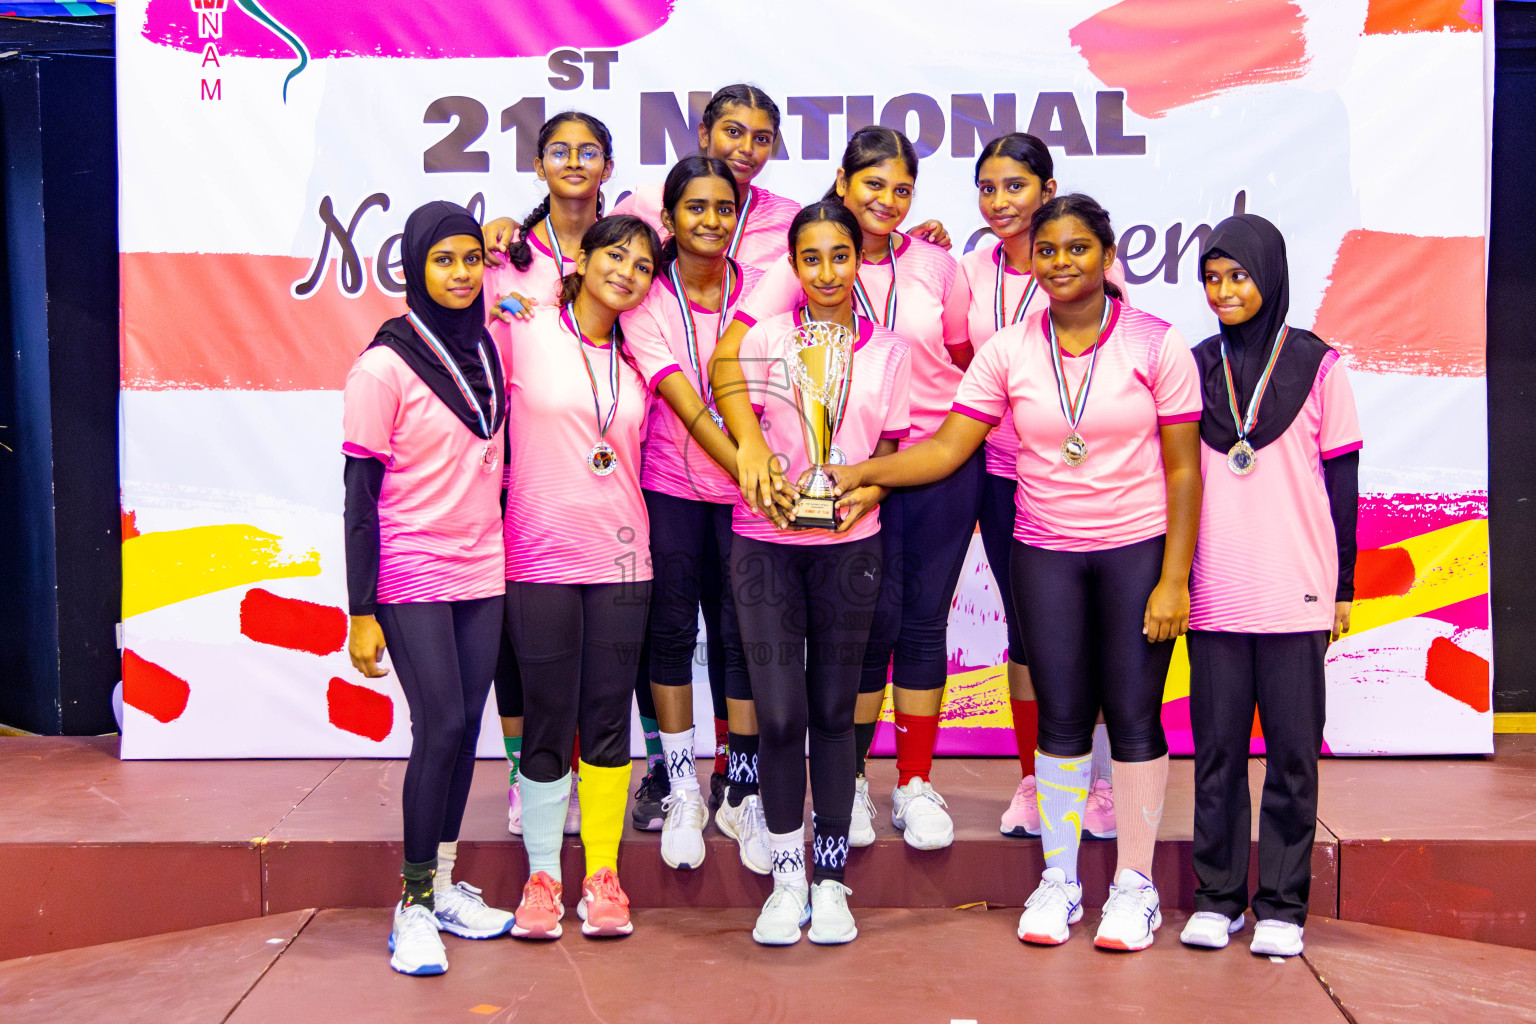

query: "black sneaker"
(631, 766), (668, 831)
(708, 770), (728, 812)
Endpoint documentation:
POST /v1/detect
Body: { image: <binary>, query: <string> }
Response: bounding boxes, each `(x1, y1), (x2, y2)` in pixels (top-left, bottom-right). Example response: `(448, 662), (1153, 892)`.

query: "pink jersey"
(952, 300), (1202, 552)
(612, 181), (800, 278)
(502, 305), (652, 584)
(734, 313), (911, 546)
(740, 232), (965, 445)
(483, 228), (575, 329)
(341, 346), (506, 604)
(1189, 349), (1362, 633)
(622, 260), (764, 505)
(959, 242), (1129, 478)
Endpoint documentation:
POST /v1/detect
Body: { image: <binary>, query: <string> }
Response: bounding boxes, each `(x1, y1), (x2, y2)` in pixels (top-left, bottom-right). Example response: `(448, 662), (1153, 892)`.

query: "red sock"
(1010, 699), (1039, 779)
(894, 711), (940, 786)
(713, 717), (729, 777)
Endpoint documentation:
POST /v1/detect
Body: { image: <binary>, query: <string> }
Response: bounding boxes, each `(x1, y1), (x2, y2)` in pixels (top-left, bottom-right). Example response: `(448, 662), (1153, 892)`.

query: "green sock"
(854, 720), (878, 778)
(401, 858), (436, 910)
(640, 715), (663, 773)
(504, 735), (522, 786)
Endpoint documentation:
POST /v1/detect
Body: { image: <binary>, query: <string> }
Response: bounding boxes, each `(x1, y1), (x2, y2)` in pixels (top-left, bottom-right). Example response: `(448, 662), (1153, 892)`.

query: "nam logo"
(190, 0), (310, 103)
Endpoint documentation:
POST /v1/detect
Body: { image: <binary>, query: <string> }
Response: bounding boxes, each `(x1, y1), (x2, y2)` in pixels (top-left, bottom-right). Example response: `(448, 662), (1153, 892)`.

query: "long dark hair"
(658, 155), (737, 269)
(508, 111), (614, 272)
(975, 131), (1053, 186)
(786, 200), (864, 263)
(1029, 193), (1123, 301)
(823, 126), (918, 202)
(701, 84), (781, 138)
(557, 214), (663, 308)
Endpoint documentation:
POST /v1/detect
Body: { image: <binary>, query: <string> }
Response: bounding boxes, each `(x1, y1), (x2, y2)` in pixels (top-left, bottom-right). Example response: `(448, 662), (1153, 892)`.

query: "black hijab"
(367, 201), (505, 439)
(1193, 214), (1331, 453)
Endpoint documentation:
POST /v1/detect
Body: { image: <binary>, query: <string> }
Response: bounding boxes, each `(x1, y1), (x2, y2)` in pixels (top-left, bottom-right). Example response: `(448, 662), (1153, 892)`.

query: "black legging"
(1009, 535), (1172, 762)
(375, 595), (502, 864)
(977, 471), (1027, 665)
(731, 534), (881, 879)
(491, 627), (522, 717)
(504, 580), (652, 783)
(859, 448), (986, 692)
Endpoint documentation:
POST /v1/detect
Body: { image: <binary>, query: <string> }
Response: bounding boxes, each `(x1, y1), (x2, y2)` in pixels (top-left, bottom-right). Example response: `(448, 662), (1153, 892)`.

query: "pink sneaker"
(511, 870), (563, 940)
(577, 867), (633, 937)
(1000, 776), (1041, 837)
(1084, 778), (1117, 839)
(507, 783), (523, 836)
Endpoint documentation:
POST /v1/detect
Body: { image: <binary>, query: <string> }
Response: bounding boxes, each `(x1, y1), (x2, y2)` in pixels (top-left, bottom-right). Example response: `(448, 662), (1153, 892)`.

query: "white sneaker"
(1180, 910), (1244, 949)
(507, 782), (522, 836)
(433, 881), (515, 940)
(752, 882), (811, 946)
(660, 788), (708, 870)
(715, 793), (771, 875)
(850, 777), (877, 847)
(388, 902), (447, 976)
(807, 879), (858, 945)
(564, 774), (581, 835)
(1017, 867), (1083, 945)
(1250, 919), (1305, 957)
(1094, 868), (1162, 951)
(889, 778), (953, 850)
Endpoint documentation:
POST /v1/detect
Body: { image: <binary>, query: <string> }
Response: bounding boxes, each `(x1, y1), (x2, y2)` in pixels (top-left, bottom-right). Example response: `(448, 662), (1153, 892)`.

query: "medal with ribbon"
(668, 258), (736, 433)
(1221, 324), (1289, 476)
(406, 311), (501, 473)
(543, 215), (569, 280)
(994, 242), (1039, 332)
(1045, 299), (1113, 468)
(563, 303), (623, 477)
(851, 234), (898, 331)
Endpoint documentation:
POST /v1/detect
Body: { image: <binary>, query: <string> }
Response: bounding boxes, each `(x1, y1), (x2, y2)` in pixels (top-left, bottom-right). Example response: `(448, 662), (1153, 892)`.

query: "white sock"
(768, 827), (807, 889)
(436, 840), (457, 893)
(660, 727), (700, 795)
(1091, 724), (1113, 784)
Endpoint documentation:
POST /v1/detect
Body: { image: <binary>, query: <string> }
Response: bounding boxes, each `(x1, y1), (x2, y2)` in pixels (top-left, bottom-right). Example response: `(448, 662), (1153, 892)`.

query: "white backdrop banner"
(117, 0), (1492, 757)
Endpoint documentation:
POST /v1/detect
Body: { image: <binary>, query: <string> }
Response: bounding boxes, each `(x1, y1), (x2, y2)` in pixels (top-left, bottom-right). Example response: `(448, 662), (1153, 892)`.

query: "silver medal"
(1227, 440), (1257, 476)
(588, 440), (618, 477)
(1061, 432), (1088, 468)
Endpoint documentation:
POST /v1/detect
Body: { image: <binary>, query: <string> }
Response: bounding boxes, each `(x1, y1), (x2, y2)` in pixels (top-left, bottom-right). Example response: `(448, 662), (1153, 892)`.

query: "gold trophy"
(785, 320), (855, 531)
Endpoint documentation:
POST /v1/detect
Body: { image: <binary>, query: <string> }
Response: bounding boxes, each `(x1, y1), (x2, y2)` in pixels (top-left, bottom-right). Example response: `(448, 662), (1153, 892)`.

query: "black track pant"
(504, 580), (652, 783)
(859, 448), (985, 693)
(376, 595), (502, 864)
(1009, 535), (1172, 761)
(731, 534), (882, 843)
(1189, 629), (1328, 925)
(977, 471), (1027, 665)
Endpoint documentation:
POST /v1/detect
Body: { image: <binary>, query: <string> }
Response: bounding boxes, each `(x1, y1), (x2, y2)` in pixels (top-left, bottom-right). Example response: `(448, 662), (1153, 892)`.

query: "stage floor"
(2, 735), (1533, 961)
(2, 905), (1532, 1024)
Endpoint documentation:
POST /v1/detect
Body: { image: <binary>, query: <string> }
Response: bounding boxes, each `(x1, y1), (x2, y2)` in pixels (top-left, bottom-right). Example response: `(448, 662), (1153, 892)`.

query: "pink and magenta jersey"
(734, 313), (911, 546)
(959, 242), (1129, 478)
(341, 346), (506, 605)
(740, 232), (964, 445)
(952, 300), (1201, 552)
(483, 229), (575, 329)
(622, 260), (764, 505)
(612, 181), (800, 279)
(1189, 349), (1362, 633)
(502, 305), (652, 584)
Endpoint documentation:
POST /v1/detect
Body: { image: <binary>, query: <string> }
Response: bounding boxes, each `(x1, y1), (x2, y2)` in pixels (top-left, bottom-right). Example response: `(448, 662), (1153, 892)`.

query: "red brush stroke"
(122, 252), (401, 391)
(1069, 0), (1307, 119)
(121, 508), (140, 540)
(142, 0), (673, 60)
(122, 650), (191, 724)
(239, 587), (347, 656)
(1424, 636), (1490, 713)
(1364, 0), (1481, 34)
(327, 677), (393, 742)
(1357, 493), (1486, 550)
(1312, 232), (1485, 377)
(1355, 547), (1416, 600)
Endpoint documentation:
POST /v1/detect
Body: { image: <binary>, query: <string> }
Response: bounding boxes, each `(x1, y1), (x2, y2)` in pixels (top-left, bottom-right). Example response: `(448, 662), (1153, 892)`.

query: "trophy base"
(790, 494), (837, 531)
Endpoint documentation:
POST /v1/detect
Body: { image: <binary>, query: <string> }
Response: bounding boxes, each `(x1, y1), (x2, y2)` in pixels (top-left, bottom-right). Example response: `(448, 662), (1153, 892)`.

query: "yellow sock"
(576, 760), (630, 877)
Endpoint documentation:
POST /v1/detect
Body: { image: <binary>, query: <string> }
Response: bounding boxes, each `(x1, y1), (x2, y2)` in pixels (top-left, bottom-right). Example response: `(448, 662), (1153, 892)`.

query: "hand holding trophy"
(784, 317), (855, 531)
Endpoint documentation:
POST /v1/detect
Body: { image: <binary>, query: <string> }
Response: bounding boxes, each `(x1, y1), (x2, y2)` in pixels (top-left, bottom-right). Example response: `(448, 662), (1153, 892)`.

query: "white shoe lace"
(397, 903), (440, 944)
(906, 781), (949, 817)
(438, 881), (486, 915)
(742, 795), (768, 840)
(763, 884), (808, 916)
(854, 780), (875, 819)
(1101, 883), (1153, 926)
(662, 789), (706, 829)
(1025, 877), (1072, 913)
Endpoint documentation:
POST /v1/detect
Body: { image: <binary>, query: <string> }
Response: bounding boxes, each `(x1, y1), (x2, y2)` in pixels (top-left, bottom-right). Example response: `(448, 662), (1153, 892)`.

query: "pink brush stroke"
(142, 0), (674, 59)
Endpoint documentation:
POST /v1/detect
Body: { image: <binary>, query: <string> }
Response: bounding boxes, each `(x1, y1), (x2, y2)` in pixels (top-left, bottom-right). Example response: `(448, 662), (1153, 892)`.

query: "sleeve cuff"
(952, 402), (1002, 427)
(342, 442), (390, 464)
(1322, 440), (1364, 460)
(751, 403), (765, 415)
(1335, 586), (1355, 602)
(648, 363), (683, 391)
(348, 602), (376, 617)
(1157, 410), (1203, 426)
(732, 310), (758, 329)
(880, 427), (911, 440)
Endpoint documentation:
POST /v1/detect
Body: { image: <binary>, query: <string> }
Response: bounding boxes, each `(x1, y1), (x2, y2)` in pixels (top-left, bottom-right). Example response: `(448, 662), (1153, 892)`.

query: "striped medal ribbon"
(994, 243), (1040, 332)
(406, 311), (500, 473)
(668, 259), (736, 432)
(1220, 324), (1289, 477)
(562, 303), (622, 477)
(851, 234), (898, 331)
(725, 186), (753, 261)
(543, 216), (568, 279)
(1045, 299), (1113, 468)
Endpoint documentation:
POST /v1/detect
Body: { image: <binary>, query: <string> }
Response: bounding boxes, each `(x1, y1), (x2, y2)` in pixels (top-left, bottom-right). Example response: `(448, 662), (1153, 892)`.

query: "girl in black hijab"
(342, 201), (516, 975)
(1179, 214), (1362, 958)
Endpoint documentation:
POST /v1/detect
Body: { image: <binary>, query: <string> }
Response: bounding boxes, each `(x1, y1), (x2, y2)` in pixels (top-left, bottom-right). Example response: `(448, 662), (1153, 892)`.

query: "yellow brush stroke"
(123, 524), (321, 617)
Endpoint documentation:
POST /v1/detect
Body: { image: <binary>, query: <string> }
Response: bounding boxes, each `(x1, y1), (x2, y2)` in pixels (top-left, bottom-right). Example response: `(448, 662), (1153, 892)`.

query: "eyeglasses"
(542, 143), (605, 167)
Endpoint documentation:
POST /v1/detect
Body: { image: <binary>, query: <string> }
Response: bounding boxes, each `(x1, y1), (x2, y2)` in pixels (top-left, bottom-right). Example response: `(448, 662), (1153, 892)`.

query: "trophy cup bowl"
(785, 321), (854, 531)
